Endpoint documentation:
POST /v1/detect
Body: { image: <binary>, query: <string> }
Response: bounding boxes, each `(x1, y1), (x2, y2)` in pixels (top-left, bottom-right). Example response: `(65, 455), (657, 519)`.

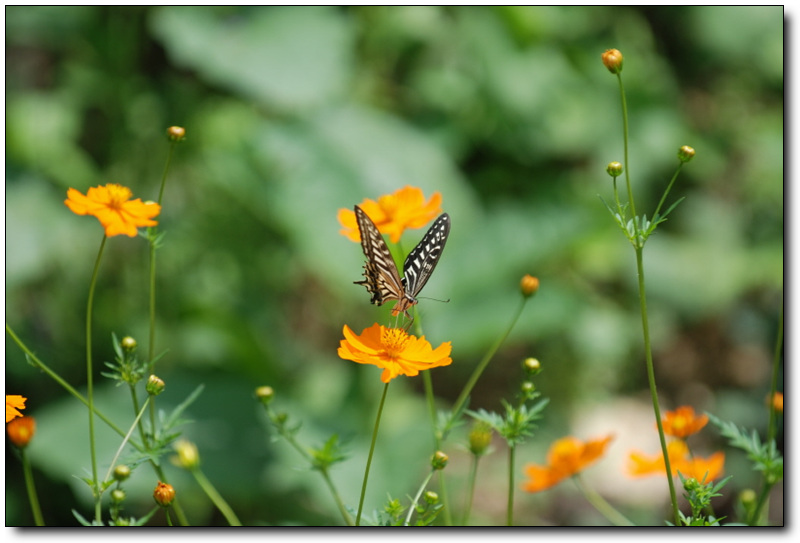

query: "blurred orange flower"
(338, 186), (442, 243)
(771, 392), (783, 413)
(337, 323), (452, 383)
(65, 183), (161, 237)
(6, 395), (26, 423)
(660, 406), (708, 438)
(521, 434), (614, 493)
(627, 440), (725, 481)
(7, 416), (36, 448)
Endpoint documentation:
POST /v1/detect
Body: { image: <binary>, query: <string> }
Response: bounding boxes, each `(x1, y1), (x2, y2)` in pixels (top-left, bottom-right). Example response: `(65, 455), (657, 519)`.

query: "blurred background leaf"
(5, 6), (782, 526)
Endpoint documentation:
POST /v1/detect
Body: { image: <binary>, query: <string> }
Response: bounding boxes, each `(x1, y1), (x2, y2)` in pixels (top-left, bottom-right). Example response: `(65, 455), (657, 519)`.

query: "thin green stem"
(506, 444), (516, 526)
(85, 234), (107, 524)
(573, 474), (634, 526)
(767, 299), (783, 443)
(103, 397), (150, 485)
(635, 247), (680, 525)
(20, 448), (45, 526)
(617, 73), (637, 224)
(319, 468), (355, 526)
(191, 468), (242, 526)
(448, 298), (528, 439)
(461, 454), (480, 526)
(149, 140), (175, 363)
(128, 385), (149, 449)
(404, 469), (436, 526)
(356, 381), (390, 526)
(652, 164), (684, 222)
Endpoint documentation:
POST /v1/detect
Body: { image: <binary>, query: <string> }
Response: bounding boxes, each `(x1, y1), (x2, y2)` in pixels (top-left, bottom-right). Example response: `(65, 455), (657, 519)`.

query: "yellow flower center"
(106, 183), (133, 209)
(381, 327), (410, 358)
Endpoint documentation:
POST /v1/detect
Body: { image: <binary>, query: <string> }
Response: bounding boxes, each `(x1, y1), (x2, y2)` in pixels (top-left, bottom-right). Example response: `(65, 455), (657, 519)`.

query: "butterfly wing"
(402, 213), (450, 301)
(353, 205), (405, 307)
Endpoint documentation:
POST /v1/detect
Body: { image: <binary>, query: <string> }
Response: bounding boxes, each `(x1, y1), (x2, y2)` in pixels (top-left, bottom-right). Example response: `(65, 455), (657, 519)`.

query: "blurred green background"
(5, 6), (783, 526)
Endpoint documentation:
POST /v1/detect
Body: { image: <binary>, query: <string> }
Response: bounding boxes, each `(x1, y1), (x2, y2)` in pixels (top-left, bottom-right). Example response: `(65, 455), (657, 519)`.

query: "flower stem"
(506, 443), (516, 526)
(103, 397), (150, 484)
(20, 448), (45, 526)
(448, 297), (527, 439)
(356, 381), (390, 526)
(635, 246), (680, 525)
(404, 469), (436, 526)
(191, 468), (242, 526)
(573, 474), (634, 526)
(85, 234), (107, 523)
(461, 454), (480, 525)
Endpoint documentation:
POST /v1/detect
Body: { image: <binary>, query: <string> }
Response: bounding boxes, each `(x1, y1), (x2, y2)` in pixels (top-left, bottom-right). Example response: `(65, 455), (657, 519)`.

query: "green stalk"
(461, 454), (480, 525)
(356, 381), (390, 526)
(635, 246), (680, 525)
(448, 297), (527, 437)
(191, 468), (242, 526)
(573, 474), (634, 526)
(21, 448), (45, 526)
(85, 234), (107, 523)
(506, 443), (516, 526)
(404, 468), (436, 526)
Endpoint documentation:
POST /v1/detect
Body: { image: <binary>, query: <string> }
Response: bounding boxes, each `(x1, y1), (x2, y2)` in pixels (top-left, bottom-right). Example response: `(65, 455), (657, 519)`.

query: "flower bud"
(153, 481), (176, 507)
(111, 489), (126, 505)
(166, 126), (186, 142)
(431, 450), (449, 470)
(173, 439), (200, 470)
(468, 421), (493, 456)
(602, 49), (623, 74)
(739, 488), (757, 508)
(678, 145), (695, 163)
(682, 477), (699, 492)
(606, 161), (623, 178)
(256, 386), (275, 405)
(522, 357), (541, 374)
(424, 491), (439, 504)
(520, 274), (539, 298)
(146, 375), (165, 396)
(521, 381), (536, 396)
(121, 336), (137, 352)
(7, 416), (35, 448)
(113, 464), (131, 482)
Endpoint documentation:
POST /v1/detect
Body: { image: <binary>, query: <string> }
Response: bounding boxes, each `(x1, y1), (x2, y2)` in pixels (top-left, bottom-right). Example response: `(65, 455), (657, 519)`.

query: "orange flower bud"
(7, 416), (36, 448)
(153, 481), (176, 507)
(146, 375), (165, 396)
(520, 274), (539, 298)
(602, 49), (623, 74)
(431, 450), (449, 470)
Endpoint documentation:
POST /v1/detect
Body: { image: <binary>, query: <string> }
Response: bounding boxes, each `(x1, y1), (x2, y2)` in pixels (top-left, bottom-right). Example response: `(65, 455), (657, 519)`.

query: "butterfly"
(353, 205), (450, 319)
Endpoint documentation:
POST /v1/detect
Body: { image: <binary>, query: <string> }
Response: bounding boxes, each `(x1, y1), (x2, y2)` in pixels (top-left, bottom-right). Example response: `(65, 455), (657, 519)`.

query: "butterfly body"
(354, 205), (450, 318)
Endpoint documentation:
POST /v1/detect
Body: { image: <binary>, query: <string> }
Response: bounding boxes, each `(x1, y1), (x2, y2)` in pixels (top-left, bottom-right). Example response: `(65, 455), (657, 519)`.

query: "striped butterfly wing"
(402, 213), (450, 303)
(353, 205), (450, 317)
(353, 205), (406, 308)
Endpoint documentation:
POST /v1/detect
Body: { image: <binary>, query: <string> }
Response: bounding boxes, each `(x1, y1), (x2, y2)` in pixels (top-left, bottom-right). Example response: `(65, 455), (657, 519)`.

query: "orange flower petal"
(6, 395), (27, 423)
(661, 406), (708, 438)
(337, 323), (452, 383)
(522, 435), (614, 493)
(338, 186), (443, 243)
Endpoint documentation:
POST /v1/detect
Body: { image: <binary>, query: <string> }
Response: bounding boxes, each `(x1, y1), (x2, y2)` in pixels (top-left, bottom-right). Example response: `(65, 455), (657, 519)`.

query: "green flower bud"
(424, 491), (439, 504)
(468, 421), (493, 456)
(113, 464), (131, 482)
(256, 386), (275, 405)
(111, 489), (126, 505)
(120, 336), (137, 352)
(431, 450), (449, 470)
(678, 145), (695, 163)
(146, 375), (165, 396)
(606, 161), (623, 177)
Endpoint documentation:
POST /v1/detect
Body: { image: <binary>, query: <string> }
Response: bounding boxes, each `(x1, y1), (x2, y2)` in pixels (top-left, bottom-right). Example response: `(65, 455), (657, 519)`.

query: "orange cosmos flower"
(627, 440), (725, 481)
(65, 183), (161, 237)
(7, 416), (36, 448)
(337, 323), (452, 383)
(521, 434), (614, 493)
(338, 186), (443, 243)
(6, 395), (27, 423)
(660, 406), (708, 438)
